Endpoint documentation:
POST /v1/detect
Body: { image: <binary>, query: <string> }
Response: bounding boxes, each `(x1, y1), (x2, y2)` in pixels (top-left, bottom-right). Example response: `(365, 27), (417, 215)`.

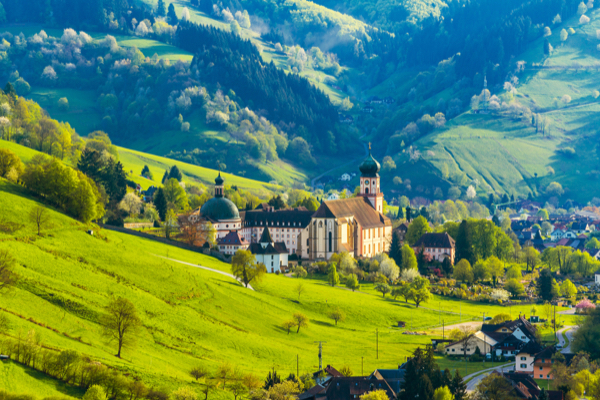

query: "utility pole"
(314, 341), (327, 371)
(483, 313), (486, 366)
(376, 329), (379, 359)
(362, 357), (364, 376)
(553, 305), (556, 340)
(297, 354), (299, 378)
(443, 320), (445, 340)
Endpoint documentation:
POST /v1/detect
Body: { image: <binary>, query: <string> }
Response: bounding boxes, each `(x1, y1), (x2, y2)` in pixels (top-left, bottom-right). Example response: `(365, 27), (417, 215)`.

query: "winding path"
(464, 362), (515, 392)
(154, 255), (254, 290)
(556, 326), (577, 354)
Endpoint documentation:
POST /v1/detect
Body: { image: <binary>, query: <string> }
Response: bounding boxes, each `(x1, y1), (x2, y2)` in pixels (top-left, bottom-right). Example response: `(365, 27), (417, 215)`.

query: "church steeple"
(214, 171), (224, 198)
(359, 143), (384, 213)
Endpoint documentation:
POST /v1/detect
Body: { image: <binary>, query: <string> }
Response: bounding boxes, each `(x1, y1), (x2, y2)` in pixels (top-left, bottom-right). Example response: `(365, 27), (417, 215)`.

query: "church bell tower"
(359, 143), (383, 213)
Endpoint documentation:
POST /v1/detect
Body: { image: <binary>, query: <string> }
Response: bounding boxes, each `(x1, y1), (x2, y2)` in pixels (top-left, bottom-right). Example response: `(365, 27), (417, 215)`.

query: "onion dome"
(200, 197), (240, 221)
(215, 171), (224, 186)
(359, 143), (380, 177)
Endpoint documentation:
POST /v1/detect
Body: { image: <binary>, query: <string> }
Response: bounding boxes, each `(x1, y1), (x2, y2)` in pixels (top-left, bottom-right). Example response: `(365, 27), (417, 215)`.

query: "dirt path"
(155, 255), (254, 290)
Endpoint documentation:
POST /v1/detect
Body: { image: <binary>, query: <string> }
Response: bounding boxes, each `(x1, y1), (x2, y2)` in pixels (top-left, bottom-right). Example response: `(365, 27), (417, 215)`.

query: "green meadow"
(0, 175), (565, 396)
(0, 139), (290, 198)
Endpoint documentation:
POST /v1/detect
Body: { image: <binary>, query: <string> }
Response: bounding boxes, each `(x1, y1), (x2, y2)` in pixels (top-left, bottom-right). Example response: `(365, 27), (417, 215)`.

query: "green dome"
(200, 197), (240, 221)
(359, 147), (380, 177)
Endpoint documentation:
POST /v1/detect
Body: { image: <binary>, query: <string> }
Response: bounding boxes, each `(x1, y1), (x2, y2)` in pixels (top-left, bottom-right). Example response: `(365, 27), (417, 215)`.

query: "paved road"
(556, 326), (577, 354)
(465, 362), (515, 392)
(155, 255), (254, 290)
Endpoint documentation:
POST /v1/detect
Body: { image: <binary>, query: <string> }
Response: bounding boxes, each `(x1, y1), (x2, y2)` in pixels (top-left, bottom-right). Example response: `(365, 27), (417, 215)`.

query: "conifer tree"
(397, 207), (404, 219)
(154, 187), (167, 221)
(389, 231), (403, 268)
(157, 0), (167, 16)
(168, 165), (183, 181)
(455, 220), (474, 265)
(449, 370), (467, 400)
(167, 3), (178, 25)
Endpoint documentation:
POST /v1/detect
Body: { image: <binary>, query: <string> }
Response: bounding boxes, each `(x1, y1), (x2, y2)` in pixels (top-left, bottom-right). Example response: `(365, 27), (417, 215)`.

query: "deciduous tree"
(328, 308), (346, 325)
(231, 250), (266, 288)
(100, 297), (141, 358)
(453, 259), (473, 283)
(293, 313), (309, 333)
(28, 205), (50, 235)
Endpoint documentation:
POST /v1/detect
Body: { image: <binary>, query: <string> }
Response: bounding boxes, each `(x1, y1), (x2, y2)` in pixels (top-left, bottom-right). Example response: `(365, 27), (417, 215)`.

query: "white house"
(340, 173), (352, 181)
(550, 229), (565, 241)
(515, 342), (542, 375)
(328, 192), (340, 200)
(250, 227), (288, 273)
(595, 273), (600, 285)
(445, 331), (497, 356)
(217, 231), (249, 255)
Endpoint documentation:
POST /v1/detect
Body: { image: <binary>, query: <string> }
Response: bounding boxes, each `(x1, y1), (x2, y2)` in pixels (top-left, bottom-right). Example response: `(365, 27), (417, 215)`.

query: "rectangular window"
(521, 357), (526, 361)
(520, 364), (527, 368)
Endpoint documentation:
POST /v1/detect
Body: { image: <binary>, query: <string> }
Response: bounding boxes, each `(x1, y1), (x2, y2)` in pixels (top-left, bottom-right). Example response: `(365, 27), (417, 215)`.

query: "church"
(297, 145), (392, 261)
(189, 146), (392, 269)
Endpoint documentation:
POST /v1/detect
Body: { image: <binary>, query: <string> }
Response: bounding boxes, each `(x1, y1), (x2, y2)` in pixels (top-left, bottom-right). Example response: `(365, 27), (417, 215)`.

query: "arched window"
(365, 188), (369, 194)
(328, 232), (332, 252)
(318, 221), (323, 228)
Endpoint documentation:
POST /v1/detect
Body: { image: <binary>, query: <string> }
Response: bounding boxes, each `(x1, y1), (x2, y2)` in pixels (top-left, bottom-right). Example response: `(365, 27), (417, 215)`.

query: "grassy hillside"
(0, 178), (564, 396)
(373, 7), (600, 202)
(0, 360), (83, 399)
(0, 139), (291, 197)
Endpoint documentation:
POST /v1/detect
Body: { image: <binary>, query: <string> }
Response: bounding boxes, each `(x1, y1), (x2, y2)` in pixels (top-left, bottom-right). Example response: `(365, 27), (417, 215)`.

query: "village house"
(412, 232), (456, 264)
(532, 346), (557, 380)
(445, 331), (497, 356)
(515, 341), (543, 375)
(392, 222), (409, 244)
(217, 231), (249, 255)
(499, 372), (563, 400)
(340, 173), (352, 181)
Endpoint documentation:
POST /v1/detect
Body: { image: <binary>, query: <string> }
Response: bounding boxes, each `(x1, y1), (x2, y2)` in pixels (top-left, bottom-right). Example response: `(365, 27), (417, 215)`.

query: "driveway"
(465, 362), (515, 392)
(154, 255), (254, 290)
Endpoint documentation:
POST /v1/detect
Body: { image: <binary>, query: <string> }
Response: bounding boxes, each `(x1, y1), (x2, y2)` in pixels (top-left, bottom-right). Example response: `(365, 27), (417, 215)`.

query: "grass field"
(28, 88), (102, 136)
(0, 177), (569, 397)
(0, 360), (83, 399)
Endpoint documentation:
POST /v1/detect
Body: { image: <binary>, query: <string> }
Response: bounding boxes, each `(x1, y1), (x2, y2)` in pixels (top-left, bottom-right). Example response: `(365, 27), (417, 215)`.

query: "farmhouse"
(445, 331), (497, 356)
(412, 232), (455, 264)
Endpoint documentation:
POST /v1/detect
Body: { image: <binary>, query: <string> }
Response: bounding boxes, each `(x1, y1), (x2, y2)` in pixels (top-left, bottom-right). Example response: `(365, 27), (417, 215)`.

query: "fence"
(99, 224), (231, 263)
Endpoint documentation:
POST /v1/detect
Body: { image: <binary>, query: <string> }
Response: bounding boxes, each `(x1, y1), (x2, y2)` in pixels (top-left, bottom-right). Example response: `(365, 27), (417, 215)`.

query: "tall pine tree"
(389, 231), (403, 268)
(154, 187), (167, 221)
(455, 220), (474, 265)
(167, 3), (178, 24)
(157, 0), (166, 16)
(449, 370), (467, 400)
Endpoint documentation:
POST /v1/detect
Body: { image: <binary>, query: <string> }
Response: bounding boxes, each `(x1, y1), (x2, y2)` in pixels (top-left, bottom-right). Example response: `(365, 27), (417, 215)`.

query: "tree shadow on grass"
(17, 361), (85, 398)
(312, 320), (334, 327)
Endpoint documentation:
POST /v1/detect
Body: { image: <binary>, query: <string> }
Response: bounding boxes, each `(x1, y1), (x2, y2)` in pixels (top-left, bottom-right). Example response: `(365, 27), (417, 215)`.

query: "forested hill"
(178, 23), (340, 153)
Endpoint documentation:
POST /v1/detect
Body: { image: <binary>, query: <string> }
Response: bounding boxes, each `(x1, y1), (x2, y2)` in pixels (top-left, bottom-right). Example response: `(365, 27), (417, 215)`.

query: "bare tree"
(294, 283), (305, 302)
(455, 326), (478, 360)
(29, 206), (50, 236)
(0, 249), (17, 293)
(100, 297), (141, 358)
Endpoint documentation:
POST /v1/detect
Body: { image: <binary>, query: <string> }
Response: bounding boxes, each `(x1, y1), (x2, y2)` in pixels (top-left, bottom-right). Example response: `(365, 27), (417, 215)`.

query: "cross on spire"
(368, 142), (371, 151)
